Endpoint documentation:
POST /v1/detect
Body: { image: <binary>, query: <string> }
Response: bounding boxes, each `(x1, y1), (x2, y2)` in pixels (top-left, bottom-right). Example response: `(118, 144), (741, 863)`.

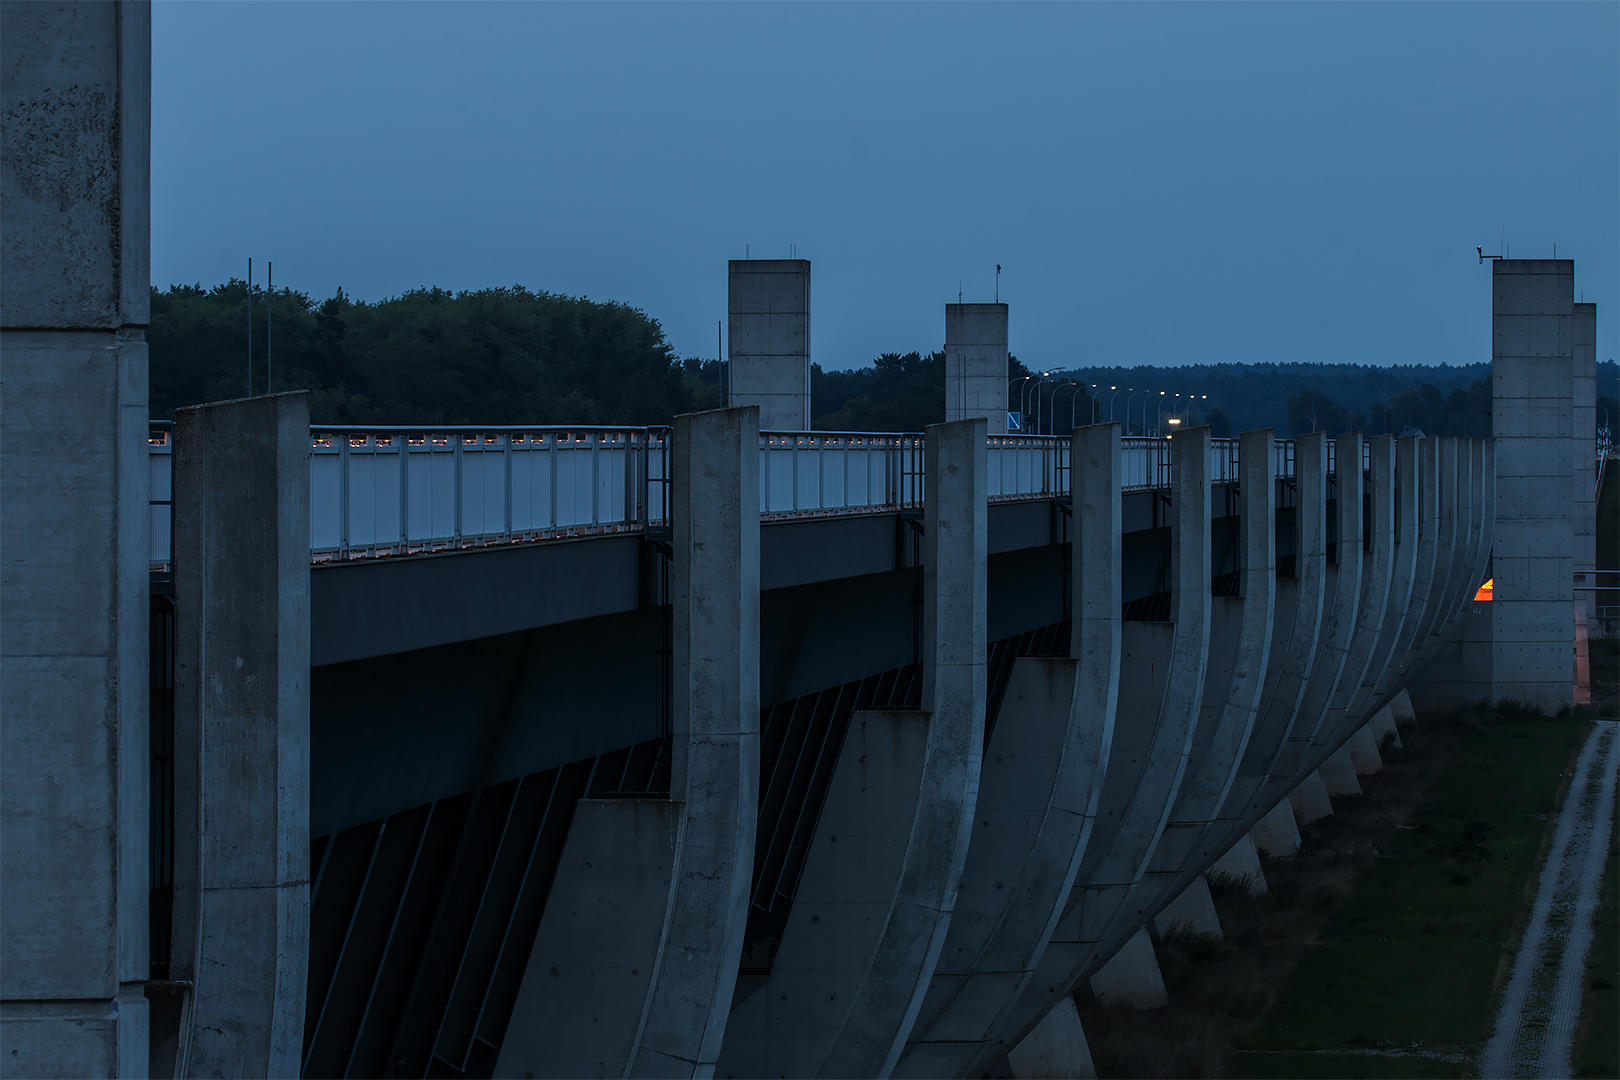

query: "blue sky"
(152, 2), (1618, 371)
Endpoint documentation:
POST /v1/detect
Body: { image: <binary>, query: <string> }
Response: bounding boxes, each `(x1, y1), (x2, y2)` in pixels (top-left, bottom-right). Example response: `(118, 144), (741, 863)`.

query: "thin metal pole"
(266, 261), (273, 395)
(246, 257), (253, 397)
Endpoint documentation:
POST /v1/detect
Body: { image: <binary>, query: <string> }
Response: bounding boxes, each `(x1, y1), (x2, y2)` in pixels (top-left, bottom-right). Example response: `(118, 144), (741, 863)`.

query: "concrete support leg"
(1318, 745), (1362, 797)
(1368, 705), (1402, 750)
(1250, 800), (1301, 857)
(1087, 929), (1167, 1009)
(1347, 725), (1383, 775)
(1152, 875), (1222, 938)
(1209, 834), (1267, 896)
(1288, 772), (1334, 825)
(172, 393), (312, 1078)
(1389, 689), (1416, 726)
(1006, 996), (1097, 1080)
(716, 418), (986, 1079)
(0, 3), (152, 1074)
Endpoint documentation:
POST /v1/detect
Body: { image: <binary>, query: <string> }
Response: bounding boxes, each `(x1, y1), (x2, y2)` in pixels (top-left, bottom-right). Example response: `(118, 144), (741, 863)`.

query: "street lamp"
(1127, 390), (1149, 436)
(1057, 382), (1085, 432)
(1107, 386), (1126, 424)
(1038, 377), (1068, 435)
(1008, 375), (1034, 431)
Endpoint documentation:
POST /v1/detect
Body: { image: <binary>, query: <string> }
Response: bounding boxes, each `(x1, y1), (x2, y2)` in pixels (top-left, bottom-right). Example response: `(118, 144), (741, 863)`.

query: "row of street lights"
(1008, 374), (1210, 436)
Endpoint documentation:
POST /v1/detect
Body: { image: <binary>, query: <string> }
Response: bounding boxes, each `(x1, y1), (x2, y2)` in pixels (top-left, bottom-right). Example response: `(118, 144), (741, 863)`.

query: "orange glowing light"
(1474, 578), (1493, 602)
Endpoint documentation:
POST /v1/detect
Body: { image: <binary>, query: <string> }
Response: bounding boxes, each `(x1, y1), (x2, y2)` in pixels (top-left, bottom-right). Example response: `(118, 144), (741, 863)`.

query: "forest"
(149, 280), (1618, 441)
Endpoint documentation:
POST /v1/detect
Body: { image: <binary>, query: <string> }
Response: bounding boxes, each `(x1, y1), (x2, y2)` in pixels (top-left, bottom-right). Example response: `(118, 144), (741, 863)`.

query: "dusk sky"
(152, 2), (1619, 371)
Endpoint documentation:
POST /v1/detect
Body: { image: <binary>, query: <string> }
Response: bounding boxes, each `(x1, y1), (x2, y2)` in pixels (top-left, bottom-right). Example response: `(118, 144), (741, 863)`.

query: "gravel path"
(1481, 720), (1619, 1079)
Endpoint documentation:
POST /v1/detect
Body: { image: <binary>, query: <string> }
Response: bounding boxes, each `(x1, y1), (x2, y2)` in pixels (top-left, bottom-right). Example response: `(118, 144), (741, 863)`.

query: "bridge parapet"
(147, 424), (1375, 570)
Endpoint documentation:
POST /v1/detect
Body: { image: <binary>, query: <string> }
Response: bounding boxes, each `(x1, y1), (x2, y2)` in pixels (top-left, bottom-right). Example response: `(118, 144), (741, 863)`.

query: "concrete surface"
(1573, 304), (1597, 624)
(1288, 771), (1334, 825)
(1318, 744), (1361, 798)
(629, 407), (762, 1077)
(494, 799), (682, 1079)
(1346, 724), (1383, 775)
(1491, 260), (1576, 712)
(1152, 874), (1223, 938)
(171, 392), (312, 1078)
(1250, 800), (1301, 857)
(1087, 928), (1167, 1009)
(728, 260), (811, 429)
(1209, 833), (1267, 896)
(0, 2), (152, 1073)
(945, 303), (1010, 434)
(1005, 995), (1097, 1079)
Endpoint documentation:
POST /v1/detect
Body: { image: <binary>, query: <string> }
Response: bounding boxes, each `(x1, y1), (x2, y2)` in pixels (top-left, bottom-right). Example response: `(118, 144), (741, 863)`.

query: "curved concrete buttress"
(1405, 439), (1465, 676)
(713, 418), (988, 1080)
(894, 423), (1121, 1080)
(975, 427), (1211, 1073)
(1345, 435), (1423, 725)
(1276, 433), (1365, 780)
(1205, 434), (1328, 859)
(1324, 436), (1397, 737)
(1363, 436), (1440, 716)
(1386, 438), (1449, 691)
(1420, 439), (1489, 662)
(1128, 428), (1276, 954)
(626, 407), (762, 1078)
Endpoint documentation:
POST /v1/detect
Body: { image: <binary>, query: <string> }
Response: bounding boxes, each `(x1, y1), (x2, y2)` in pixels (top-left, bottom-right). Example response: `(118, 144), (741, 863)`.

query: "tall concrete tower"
(945, 303), (1010, 434)
(1, 1), (152, 1072)
(1573, 302), (1597, 624)
(728, 260), (810, 430)
(1491, 259), (1575, 711)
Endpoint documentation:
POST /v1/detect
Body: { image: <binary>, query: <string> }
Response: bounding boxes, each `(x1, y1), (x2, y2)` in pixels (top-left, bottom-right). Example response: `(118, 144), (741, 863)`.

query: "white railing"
(146, 427), (1361, 568)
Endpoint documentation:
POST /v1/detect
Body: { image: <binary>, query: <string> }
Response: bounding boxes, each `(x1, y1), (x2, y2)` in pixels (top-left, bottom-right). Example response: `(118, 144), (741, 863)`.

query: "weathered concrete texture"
(495, 800), (682, 1079)
(1209, 833), (1267, 896)
(1288, 771), (1334, 825)
(171, 392), (312, 1078)
(1368, 705), (1402, 749)
(1005, 995), (1096, 1080)
(936, 424), (1122, 1080)
(0, 2), (152, 1074)
(1153, 875), (1222, 938)
(1323, 435), (1394, 739)
(629, 407), (761, 1078)
(1389, 689), (1416, 725)
(717, 418), (988, 1079)
(945, 303), (1010, 434)
(729, 260), (811, 429)
(1351, 437), (1424, 724)
(1492, 260), (1575, 712)
(1250, 800), (1300, 857)
(1572, 304), (1597, 624)
(1087, 928), (1167, 1009)
(1318, 745), (1361, 797)
(1347, 725), (1383, 775)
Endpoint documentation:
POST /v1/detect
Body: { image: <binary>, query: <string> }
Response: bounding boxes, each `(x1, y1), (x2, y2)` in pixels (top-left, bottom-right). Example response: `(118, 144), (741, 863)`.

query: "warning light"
(1474, 578), (1493, 602)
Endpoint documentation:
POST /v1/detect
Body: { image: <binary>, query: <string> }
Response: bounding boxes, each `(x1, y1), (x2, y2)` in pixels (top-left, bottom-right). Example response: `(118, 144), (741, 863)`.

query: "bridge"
(146, 405), (1488, 1079)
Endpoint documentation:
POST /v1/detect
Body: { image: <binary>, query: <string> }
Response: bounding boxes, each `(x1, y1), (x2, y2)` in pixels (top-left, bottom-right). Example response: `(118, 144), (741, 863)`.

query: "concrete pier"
(1006, 995), (1096, 1079)
(945, 303), (1011, 433)
(1210, 833), (1267, 895)
(1250, 800), (1301, 857)
(171, 393), (312, 1078)
(1288, 771), (1334, 825)
(1573, 303), (1597, 625)
(1087, 928), (1167, 1009)
(0, 4), (152, 1072)
(1491, 260), (1575, 712)
(729, 260), (811, 429)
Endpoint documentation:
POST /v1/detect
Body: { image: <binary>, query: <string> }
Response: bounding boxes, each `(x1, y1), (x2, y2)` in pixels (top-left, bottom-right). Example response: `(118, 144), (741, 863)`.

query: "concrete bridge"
(1, 7), (1601, 1078)
(145, 406), (1490, 1079)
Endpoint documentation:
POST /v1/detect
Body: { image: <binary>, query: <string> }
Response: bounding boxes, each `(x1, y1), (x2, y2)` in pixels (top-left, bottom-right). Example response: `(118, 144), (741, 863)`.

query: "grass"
(1072, 703), (1596, 1079)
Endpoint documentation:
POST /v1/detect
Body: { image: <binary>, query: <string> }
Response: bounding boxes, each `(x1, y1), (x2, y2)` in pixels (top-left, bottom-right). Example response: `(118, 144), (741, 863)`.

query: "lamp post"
(1029, 372), (1053, 434)
(1127, 390), (1149, 436)
(1056, 382), (1085, 433)
(1008, 375), (1034, 431)
(1108, 386), (1126, 424)
(1039, 377), (1067, 435)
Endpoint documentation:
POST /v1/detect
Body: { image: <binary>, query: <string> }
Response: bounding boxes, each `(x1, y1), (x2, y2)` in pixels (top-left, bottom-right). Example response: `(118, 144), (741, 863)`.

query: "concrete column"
(1318, 745), (1361, 797)
(1087, 928), (1167, 1009)
(1209, 833), (1267, 896)
(630, 406), (761, 1076)
(0, 3), (152, 1073)
(897, 423), (1119, 1080)
(1006, 995), (1096, 1080)
(1358, 437), (1424, 714)
(1152, 875), (1222, 938)
(1574, 304), (1597, 624)
(1288, 771), (1334, 825)
(1347, 725), (1382, 775)
(715, 417), (986, 1079)
(728, 260), (811, 429)
(1327, 435), (1396, 732)
(1492, 259), (1575, 712)
(1368, 704), (1402, 749)
(1249, 800), (1300, 857)
(171, 392), (311, 1077)
(945, 303), (1010, 433)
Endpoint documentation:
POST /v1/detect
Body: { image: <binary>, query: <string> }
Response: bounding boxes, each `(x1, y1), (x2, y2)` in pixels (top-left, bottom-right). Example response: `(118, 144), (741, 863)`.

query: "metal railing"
(146, 426), (1374, 569)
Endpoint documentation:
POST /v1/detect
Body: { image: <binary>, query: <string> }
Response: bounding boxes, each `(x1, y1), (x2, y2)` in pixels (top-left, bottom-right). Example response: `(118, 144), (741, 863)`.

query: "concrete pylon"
(1250, 800), (1301, 857)
(715, 417), (987, 1079)
(0, 2), (153, 1073)
(1209, 833), (1267, 895)
(1289, 771), (1334, 825)
(172, 393), (313, 1078)
(945, 303), (1010, 433)
(498, 405), (761, 1079)
(1491, 260), (1576, 712)
(1006, 995), (1097, 1079)
(1318, 745), (1361, 797)
(1347, 725), (1383, 775)
(1152, 875), (1223, 938)
(1335, 435), (1399, 726)
(898, 423), (1120, 1079)
(728, 260), (811, 429)
(1087, 928), (1167, 1009)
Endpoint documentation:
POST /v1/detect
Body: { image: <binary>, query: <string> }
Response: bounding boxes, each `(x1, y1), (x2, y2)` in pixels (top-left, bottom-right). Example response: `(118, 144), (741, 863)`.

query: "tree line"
(149, 280), (1617, 440)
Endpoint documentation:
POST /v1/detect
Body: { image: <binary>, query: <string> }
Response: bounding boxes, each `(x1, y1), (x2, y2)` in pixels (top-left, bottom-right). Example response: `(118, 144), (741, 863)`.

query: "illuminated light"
(1474, 578), (1493, 602)
(1167, 418), (1183, 425)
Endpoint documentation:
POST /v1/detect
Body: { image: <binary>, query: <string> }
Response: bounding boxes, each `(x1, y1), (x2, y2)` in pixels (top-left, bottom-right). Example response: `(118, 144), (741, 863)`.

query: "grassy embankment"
(1074, 703), (1604, 1079)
